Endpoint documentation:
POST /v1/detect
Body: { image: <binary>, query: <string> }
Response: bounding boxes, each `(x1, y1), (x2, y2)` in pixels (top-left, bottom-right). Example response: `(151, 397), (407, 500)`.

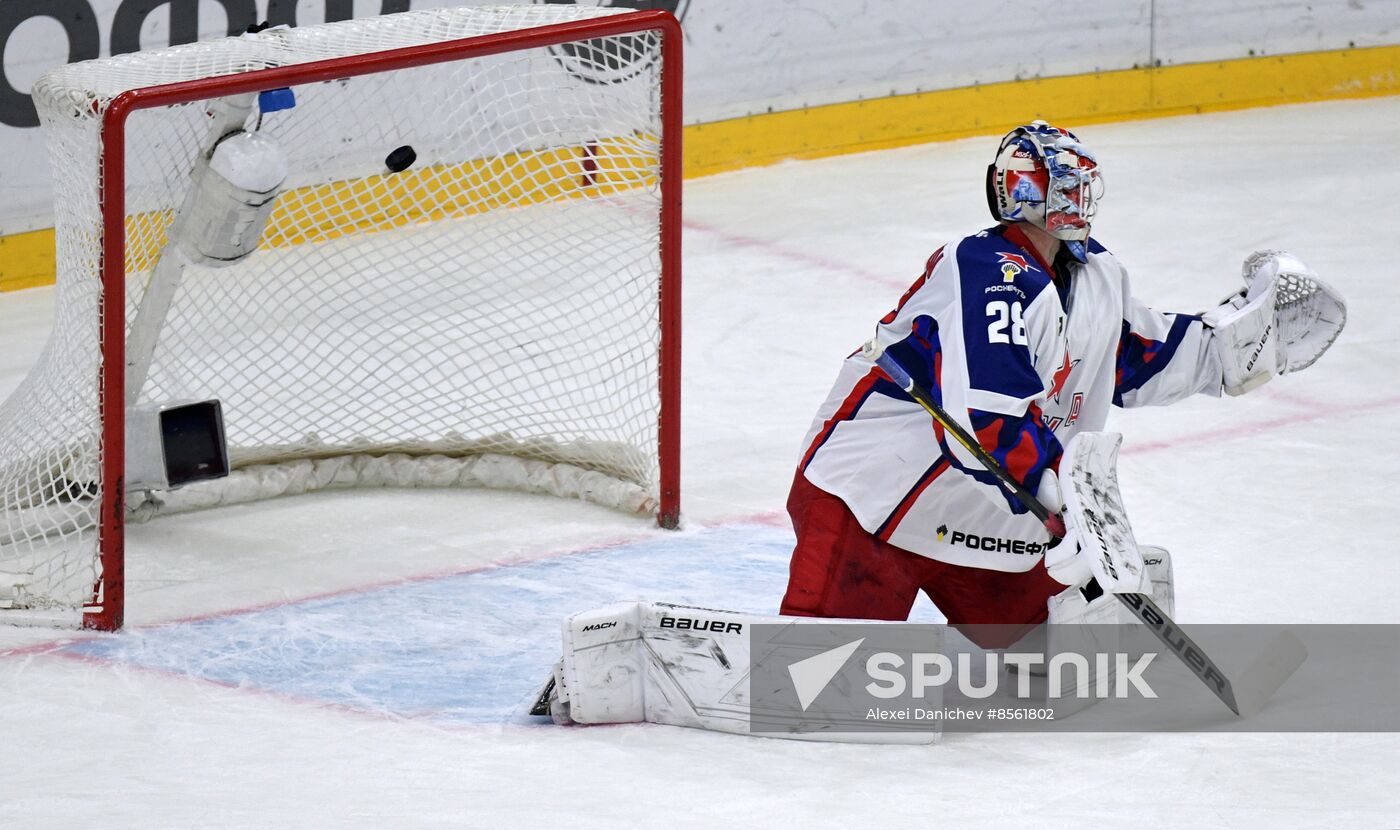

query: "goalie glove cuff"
(1203, 278), (1283, 396)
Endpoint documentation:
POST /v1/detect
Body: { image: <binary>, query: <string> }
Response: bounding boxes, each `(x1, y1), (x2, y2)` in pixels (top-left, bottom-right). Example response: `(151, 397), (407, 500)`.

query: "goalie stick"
(529, 677), (555, 717)
(861, 341), (1305, 717)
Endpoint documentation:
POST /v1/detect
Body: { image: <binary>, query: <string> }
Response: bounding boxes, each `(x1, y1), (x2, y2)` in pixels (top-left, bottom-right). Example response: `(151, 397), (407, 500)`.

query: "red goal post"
(6, 8), (682, 631)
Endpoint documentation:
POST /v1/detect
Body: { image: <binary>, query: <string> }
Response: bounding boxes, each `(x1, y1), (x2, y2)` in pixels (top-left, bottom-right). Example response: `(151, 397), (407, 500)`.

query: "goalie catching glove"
(1204, 250), (1346, 396)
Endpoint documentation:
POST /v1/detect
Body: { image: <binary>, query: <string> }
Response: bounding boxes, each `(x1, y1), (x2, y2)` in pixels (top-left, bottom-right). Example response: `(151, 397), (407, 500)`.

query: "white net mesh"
(0, 6), (671, 625)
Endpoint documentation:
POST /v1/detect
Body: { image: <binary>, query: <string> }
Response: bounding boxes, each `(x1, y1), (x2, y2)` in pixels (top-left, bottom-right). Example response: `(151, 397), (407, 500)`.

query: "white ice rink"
(2, 98), (1398, 827)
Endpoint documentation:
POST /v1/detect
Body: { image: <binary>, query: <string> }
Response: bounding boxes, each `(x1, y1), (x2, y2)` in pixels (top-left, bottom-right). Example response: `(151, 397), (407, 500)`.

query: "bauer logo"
(537, 0), (690, 85)
(659, 616), (742, 634)
(1245, 323), (1273, 372)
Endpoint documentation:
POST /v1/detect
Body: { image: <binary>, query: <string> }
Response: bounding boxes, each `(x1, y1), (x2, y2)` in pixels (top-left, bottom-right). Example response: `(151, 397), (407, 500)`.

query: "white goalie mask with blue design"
(985, 121), (1103, 262)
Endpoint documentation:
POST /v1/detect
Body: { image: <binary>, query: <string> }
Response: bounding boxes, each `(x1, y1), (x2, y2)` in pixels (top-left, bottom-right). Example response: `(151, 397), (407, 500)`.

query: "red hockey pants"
(779, 471), (1066, 649)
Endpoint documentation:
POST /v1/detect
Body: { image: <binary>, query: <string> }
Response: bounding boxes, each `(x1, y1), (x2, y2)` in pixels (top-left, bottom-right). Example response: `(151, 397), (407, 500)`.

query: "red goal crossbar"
(89, 10), (683, 631)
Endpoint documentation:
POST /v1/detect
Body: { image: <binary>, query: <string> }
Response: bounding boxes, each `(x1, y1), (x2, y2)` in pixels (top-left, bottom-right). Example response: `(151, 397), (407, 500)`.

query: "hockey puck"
(385, 145), (417, 173)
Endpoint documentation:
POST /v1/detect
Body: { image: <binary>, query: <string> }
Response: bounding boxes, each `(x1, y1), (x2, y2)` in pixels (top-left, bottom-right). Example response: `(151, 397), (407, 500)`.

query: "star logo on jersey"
(996, 251), (1038, 276)
(1050, 349), (1081, 403)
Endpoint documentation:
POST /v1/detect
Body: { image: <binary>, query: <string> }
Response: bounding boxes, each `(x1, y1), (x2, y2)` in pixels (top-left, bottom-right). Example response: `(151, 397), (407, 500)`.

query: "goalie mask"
(985, 121), (1103, 262)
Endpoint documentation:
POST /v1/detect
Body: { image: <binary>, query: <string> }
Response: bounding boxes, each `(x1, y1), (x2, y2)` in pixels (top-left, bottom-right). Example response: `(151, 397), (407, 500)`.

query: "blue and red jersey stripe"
(1114, 314), (1199, 404)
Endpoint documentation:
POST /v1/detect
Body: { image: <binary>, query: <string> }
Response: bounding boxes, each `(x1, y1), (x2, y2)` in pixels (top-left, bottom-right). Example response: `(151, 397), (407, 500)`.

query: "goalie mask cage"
(1, 6), (682, 630)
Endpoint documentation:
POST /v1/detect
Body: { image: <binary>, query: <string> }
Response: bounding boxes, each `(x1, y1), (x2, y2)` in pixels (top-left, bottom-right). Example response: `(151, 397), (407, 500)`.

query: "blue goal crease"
(62, 524), (810, 725)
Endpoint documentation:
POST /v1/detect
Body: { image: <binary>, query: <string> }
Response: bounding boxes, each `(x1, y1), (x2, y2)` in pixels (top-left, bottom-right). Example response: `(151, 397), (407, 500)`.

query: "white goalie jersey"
(797, 224), (1225, 572)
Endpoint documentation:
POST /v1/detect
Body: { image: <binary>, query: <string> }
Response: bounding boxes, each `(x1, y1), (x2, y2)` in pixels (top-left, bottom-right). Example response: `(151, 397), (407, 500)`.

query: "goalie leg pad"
(1045, 546), (1172, 629)
(550, 601), (937, 744)
(1042, 584), (1120, 707)
(555, 602), (648, 725)
(1041, 545), (1172, 706)
(1138, 545), (1174, 619)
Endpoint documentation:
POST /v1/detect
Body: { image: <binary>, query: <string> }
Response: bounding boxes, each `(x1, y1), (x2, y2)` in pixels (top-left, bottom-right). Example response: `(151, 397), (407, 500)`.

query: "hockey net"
(0, 6), (681, 629)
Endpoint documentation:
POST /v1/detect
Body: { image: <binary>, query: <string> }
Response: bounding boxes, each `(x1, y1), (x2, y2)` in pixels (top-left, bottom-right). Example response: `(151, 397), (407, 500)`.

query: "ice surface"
(2, 99), (1398, 827)
(56, 524), (945, 726)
